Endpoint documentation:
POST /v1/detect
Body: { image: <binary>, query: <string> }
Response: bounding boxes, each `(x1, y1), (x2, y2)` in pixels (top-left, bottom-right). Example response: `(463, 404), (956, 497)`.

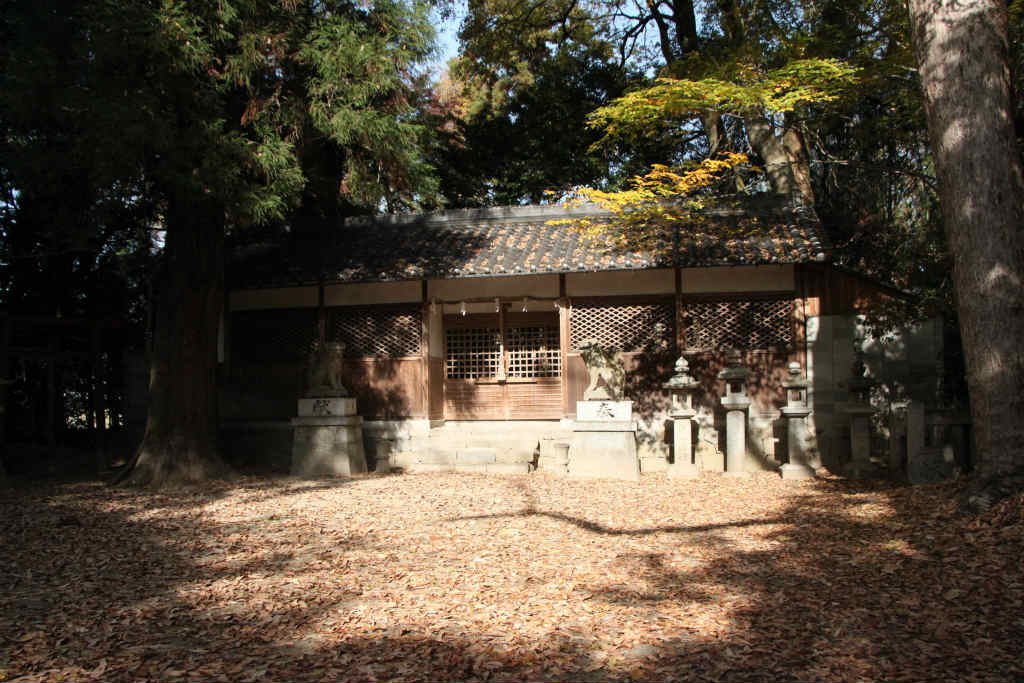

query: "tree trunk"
(120, 198), (229, 487)
(745, 115), (798, 196)
(908, 0), (1024, 478)
(702, 111), (727, 158)
(782, 122), (815, 205)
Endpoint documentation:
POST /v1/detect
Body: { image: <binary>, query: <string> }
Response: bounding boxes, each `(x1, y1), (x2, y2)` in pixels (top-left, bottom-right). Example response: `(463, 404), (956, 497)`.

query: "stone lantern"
(664, 356), (700, 479)
(780, 361), (815, 479)
(718, 349), (752, 477)
(843, 353), (877, 478)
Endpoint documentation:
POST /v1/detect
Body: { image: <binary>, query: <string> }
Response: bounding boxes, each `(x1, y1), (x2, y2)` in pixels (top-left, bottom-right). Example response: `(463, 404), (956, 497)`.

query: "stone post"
(780, 361), (815, 479)
(842, 354), (877, 478)
(664, 356), (700, 479)
(718, 350), (752, 477)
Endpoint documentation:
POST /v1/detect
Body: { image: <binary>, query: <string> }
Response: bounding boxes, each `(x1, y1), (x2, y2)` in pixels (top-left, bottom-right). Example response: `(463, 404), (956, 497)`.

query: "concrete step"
(486, 462), (531, 475)
(419, 451), (456, 465)
(536, 455), (568, 472)
(455, 448), (497, 464)
(407, 462), (453, 473)
(392, 451), (419, 468)
(404, 461), (532, 475)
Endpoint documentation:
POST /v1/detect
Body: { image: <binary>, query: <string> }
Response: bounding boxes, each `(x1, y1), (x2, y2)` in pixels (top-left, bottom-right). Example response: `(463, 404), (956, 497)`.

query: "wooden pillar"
(558, 275), (572, 419)
(316, 281), (327, 345)
(221, 288), (231, 374)
(424, 283), (445, 423)
(46, 332), (57, 456)
(0, 316), (9, 480)
(91, 323), (107, 474)
(675, 267), (684, 352)
(420, 281), (431, 419)
(792, 297), (807, 370)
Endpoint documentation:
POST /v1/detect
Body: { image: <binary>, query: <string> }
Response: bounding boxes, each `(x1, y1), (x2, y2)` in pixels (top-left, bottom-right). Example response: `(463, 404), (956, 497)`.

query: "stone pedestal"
(664, 356), (700, 479)
(780, 406), (814, 479)
(576, 400), (632, 421)
(722, 401), (751, 477)
(718, 351), (752, 477)
(697, 416), (725, 473)
(843, 404), (876, 478)
(291, 397), (367, 477)
(780, 362), (815, 480)
(843, 353), (877, 478)
(570, 401), (638, 481)
(667, 408), (699, 479)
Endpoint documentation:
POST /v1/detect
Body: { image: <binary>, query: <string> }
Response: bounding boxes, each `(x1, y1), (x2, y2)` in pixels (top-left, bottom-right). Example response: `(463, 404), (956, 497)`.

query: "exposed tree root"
(961, 464), (1024, 514)
(116, 440), (232, 489)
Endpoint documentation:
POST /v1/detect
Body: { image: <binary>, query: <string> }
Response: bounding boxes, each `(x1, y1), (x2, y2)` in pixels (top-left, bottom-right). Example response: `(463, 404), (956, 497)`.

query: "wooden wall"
(444, 378), (561, 420)
(796, 263), (902, 317)
(342, 357), (425, 419)
(223, 357), (426, 420)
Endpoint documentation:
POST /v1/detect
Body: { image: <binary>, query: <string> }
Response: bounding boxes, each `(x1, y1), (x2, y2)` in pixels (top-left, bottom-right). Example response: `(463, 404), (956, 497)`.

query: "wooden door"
(443, 311), (562, 420)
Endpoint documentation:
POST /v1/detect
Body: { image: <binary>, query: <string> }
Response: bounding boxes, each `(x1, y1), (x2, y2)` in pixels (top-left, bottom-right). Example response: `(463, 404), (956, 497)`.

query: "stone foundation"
(291, 398), (368, 477)
(569, 418), (640, 482)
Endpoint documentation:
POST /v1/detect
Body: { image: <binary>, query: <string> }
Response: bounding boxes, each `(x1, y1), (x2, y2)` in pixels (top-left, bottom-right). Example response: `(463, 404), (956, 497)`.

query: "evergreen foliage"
(0, 0), (440, 485)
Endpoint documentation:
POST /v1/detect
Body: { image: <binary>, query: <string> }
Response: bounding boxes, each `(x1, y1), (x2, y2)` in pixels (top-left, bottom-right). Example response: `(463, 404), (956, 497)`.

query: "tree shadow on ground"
(1, 473), (1021, 683)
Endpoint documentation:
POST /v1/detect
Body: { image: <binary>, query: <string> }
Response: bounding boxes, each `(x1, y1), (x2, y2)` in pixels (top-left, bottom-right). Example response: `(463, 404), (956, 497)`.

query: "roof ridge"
(344, 203), (609, 228)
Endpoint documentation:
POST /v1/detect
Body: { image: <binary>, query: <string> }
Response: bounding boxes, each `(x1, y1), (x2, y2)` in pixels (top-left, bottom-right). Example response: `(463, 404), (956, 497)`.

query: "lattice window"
(570, 302), (675, 352)
(507, 326), (561, 378)
(329, 306), (422, 357)
(231, 308), (318, 362)
(682, 298), (793, 351)
(446, 327), (501, 379)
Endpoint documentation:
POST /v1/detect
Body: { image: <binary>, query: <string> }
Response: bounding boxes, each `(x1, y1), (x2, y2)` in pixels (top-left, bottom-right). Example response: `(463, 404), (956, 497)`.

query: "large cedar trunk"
(121, 199), (229, 487)
(908, 0), (1024, 477)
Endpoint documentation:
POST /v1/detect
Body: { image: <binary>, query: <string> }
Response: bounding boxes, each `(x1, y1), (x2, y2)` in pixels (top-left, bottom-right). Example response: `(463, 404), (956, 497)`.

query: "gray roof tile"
(230, 197), (830, 288)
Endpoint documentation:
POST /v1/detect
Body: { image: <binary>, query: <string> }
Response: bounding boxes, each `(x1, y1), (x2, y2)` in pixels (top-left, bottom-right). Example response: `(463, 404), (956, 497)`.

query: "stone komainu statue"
(577, 339), (626, 401)
(305, 341), (349, 397)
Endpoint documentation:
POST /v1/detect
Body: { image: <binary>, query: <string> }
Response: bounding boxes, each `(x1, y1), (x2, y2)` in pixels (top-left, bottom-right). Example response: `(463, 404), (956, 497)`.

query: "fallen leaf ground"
(1, 472), (1022, 682)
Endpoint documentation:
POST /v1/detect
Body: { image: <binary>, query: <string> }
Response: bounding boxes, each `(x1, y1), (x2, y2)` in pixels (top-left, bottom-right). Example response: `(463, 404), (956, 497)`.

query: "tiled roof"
(230, 196), (830, 288)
